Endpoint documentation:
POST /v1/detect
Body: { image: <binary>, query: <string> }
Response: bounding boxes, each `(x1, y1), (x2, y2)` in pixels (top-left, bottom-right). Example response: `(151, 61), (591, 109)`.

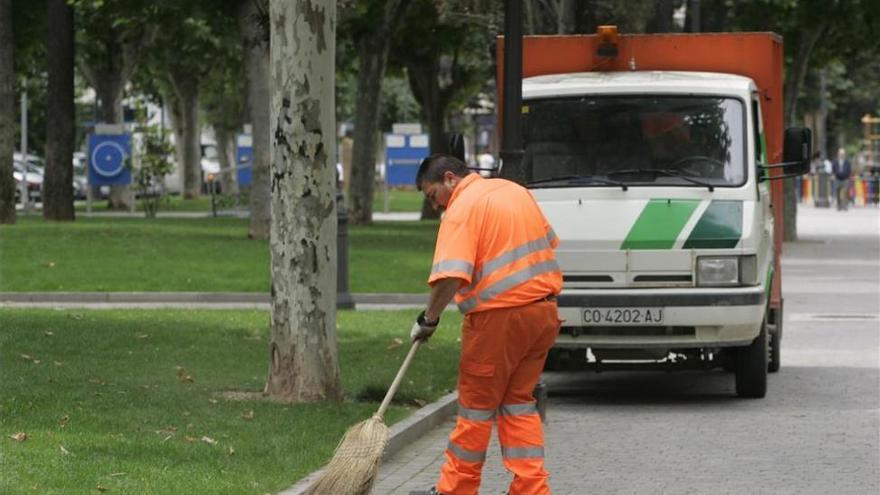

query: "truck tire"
(735, 318), (768, 398)
(768, 322), (781, 373)
(543, 349), (562, 371)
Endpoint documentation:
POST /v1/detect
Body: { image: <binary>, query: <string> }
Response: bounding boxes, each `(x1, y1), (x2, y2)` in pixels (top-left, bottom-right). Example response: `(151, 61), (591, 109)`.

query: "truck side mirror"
(782, 127), (812, 176)
(448, 133), (466, 162)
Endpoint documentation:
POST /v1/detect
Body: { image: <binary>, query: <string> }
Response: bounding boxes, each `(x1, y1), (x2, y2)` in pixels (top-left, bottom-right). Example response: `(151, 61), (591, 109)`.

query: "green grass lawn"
(0, 217), (438, 293)
(370, 187), (423, 213)
(74, 195), (221, 213)
(0, 308), (461, 494)
(74, 188), (423, 214)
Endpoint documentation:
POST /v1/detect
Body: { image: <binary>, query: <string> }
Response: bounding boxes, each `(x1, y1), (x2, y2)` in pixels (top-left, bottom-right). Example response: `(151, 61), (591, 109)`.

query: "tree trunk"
(266, 0), (342, 402)
(240, 0), (271, 240)
(646, 0), (675, 33)
(349, 1), (411, 226)
(782, 23), (826, 242)
(404, 61), (447, 220)
(0, 0), (15, 224)
(168, 68), (202, 199)
(557, 0), (576, 34)
(215, 126), (238, 195)
(44, 0), (75, 221)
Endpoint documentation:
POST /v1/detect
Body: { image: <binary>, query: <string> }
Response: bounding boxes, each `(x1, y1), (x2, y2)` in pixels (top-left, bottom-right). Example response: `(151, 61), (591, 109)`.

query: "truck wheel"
(543, 349), (562, 371)
(768, 323), (781, 373)
(735, 319), (768, 398)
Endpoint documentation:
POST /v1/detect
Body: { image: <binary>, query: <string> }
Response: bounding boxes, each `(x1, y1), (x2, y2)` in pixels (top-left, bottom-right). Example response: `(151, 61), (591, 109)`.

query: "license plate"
(582, 307), (664, 326)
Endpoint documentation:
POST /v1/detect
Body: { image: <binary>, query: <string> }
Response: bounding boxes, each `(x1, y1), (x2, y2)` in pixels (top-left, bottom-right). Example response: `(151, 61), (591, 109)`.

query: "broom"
(305, 339), (423, 495)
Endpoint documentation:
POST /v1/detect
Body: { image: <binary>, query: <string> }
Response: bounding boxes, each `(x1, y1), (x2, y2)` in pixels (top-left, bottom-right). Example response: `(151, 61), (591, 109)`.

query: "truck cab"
(494, 30), (811, 398)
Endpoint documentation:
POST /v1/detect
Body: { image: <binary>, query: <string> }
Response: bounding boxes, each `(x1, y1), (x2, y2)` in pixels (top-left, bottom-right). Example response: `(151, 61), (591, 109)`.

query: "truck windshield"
(522, 95), (746, 188)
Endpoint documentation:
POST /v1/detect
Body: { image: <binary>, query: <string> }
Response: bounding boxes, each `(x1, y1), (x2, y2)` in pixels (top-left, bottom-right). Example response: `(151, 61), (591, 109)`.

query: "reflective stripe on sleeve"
(431, 259), (474, 277)
(500, 446), (545, 459)
(546, 227), (558, 245)
(498, 403), (538, 417)
(447, 441), (487, 463)
(458, 405), (496, 422)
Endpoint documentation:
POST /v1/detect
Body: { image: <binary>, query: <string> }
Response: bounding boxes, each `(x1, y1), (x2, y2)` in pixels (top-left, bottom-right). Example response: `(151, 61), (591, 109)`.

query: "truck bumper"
(556, 286), (766, 349)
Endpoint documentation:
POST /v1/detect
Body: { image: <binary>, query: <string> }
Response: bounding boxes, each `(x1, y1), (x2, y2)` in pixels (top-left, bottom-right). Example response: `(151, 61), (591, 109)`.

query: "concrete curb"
(279, 391), (458, 495)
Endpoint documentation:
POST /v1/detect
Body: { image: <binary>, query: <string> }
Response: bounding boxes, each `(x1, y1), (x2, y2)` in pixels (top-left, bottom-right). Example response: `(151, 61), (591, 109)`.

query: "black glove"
(410, 310), (440, 342)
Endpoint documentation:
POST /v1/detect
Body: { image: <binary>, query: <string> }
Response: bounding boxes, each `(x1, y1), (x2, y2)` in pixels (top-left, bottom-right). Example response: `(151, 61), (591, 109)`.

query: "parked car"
(13, 159), (43, 203)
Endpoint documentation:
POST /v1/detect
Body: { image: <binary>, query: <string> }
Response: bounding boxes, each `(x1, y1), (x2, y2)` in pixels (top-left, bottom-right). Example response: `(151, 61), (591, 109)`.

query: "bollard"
(336, 191), (355, 310)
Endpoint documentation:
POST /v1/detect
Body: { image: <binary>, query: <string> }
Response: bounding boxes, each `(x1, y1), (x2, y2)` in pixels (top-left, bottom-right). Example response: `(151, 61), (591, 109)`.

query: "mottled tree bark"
(240, 0), (271, 240)
(44, 0), (76, 221)
(0, 0), (15, 224)
(266, 0), (342, 402)
(215, 126), (238, 195)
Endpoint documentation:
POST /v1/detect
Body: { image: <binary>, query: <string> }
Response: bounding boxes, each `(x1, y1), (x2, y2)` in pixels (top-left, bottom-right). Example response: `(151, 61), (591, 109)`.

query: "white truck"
(489, 28), (811, 398)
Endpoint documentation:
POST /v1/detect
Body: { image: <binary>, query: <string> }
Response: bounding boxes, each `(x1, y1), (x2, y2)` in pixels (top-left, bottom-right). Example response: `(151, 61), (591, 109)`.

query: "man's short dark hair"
(415, 154), (471, 190)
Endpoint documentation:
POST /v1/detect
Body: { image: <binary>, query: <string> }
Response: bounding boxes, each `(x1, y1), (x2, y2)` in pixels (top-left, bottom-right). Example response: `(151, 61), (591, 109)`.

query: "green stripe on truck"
(621, 199), (700, 250)
(682, 200), (743, 249)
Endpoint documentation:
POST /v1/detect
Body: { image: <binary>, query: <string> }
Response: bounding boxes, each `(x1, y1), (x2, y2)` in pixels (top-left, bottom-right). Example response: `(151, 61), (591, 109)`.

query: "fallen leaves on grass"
(45, 261), (56, 268)
(54, 361), (64, 367)
(184, 436), (196, 443)
(43, 331), (54, 336)
(200, 436), (217, 445)
(68, 313), (84, 321)
(59, 415), (70, 428)
(175, 366), (194, 383)
(413, 398), (427, 407)
(387, 337), (404, 350)
(241, 410), (254, 420)
(10, 432), (27, 442)
(59, 445), (70, 455)
(20, 354), (33, 361)
(88, 378), (106, 386)
(135, 333), (149, 339)
(96, 484), (108, 492)
(227, 446), (236, 456)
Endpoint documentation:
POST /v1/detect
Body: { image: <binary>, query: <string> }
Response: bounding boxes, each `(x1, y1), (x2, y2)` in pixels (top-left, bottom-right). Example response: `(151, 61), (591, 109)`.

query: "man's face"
(421, 172), (457, 211)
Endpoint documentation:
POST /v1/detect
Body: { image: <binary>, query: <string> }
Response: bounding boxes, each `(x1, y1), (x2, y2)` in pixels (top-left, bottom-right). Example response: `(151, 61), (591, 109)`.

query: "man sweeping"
(410, 154), (562, 495)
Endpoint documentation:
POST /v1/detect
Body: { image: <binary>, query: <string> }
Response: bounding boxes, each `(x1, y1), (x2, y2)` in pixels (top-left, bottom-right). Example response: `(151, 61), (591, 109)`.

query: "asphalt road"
(373, 205), (880, 495)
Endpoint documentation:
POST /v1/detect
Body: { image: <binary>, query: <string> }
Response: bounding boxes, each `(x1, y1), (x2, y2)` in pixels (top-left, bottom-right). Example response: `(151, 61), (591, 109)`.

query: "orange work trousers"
(436, 299), (560, 495)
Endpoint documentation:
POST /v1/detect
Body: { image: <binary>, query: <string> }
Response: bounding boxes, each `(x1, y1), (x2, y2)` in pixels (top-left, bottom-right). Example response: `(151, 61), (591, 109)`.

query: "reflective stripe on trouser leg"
(437, 406), (494, 495)
(498, 407), (549, 495)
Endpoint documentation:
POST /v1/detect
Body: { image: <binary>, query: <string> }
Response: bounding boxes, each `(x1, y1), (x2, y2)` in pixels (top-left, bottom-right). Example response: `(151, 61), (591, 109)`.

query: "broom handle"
(375, 339), (422, 420)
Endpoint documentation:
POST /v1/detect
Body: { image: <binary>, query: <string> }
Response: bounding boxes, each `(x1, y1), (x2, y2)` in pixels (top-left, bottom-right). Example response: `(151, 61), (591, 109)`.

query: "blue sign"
(385, 133), (430, 186)
(236, 134), (253, 187)
(88, 133), (131, 186)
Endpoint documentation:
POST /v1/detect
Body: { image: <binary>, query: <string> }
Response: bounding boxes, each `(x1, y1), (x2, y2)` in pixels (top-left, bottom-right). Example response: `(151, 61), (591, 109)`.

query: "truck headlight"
(697, 256), (740, 286)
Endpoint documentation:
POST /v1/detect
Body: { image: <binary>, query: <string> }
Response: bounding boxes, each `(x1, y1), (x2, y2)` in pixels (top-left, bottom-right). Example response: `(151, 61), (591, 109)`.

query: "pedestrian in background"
(832, 148), (852, 211)
(410, 154), (562, 495)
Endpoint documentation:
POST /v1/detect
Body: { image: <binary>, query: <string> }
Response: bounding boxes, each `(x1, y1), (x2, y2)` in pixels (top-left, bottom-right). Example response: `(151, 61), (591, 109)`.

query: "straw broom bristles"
(305, 340), (422, 495)
(305, 415), (390, 495)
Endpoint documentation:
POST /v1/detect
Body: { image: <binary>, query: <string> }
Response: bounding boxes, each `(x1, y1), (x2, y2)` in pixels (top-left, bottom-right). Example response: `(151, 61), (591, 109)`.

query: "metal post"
(500, 0), (525, 184)
(20, 78), (29, 214)
(337, 191), (355, 309)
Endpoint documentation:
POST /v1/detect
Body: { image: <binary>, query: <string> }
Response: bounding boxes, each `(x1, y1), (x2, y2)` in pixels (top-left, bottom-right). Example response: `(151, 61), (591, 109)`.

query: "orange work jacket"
(428, 173), (562, 314)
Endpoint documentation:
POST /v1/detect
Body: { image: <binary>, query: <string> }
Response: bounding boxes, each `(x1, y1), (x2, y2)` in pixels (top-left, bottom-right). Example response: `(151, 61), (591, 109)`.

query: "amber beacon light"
(596, 25), (619, 58)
